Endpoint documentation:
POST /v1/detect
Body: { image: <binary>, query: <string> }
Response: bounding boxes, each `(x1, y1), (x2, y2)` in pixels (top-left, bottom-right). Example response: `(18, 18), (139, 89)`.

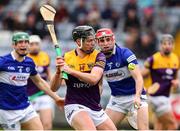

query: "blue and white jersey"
(104, 44), (145, 96)
(0, 53), (37, 110)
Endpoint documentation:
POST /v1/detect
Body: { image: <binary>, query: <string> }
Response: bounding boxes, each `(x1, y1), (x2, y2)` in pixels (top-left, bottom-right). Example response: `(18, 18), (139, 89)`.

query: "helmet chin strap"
(103, 50), (113, 58)
(77, 38), (83, 49)
(102, 45), (114, 58)
(77, 38), (93, 54)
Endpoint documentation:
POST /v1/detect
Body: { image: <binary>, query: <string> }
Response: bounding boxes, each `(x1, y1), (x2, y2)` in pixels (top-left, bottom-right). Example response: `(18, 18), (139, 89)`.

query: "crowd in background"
(0, 0), (180, 61)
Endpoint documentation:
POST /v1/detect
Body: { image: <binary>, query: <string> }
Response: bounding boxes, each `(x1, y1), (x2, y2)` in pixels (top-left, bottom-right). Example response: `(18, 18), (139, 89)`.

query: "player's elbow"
(89, 78), (100, 86)
(50, 82), (59, 92)
(51, 87), (57, 92)
(50, 84), (60, 92)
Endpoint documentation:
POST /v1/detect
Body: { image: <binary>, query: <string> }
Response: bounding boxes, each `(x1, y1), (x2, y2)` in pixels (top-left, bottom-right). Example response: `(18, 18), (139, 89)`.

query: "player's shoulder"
(170, 53), (179, 66)
(116, 45), (133, 56)
(93, 49), (106, 60)
(64, 49), (76, 58)
(91, 49), (101, 56)
(153, 52), (160, 57)
(39, 51), (50, 61)
(0, 53), (12, 62)
(24, 56), (35, 64)
(118, 46), (136, 61)
(148, 52), (158, 61)
(171, 52), (179, 60)
(39, 51), (49, 57)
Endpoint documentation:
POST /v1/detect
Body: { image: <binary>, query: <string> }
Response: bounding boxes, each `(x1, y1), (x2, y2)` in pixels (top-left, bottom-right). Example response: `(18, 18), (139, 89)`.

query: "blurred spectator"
(141, 7), (154, 32)
(123, 7), (140, 32)
(124, 27), (140, 54)
(24, 2), (49, 39)
(0, 0), (10, 6)
(2, 11), (23, 31)
(123, 0), (138, 17)
(124, 33), (137, 51)
(87, 2), (101, 31)
(111, 10), (120, 30)
(161, 0), (180, 7)
(155, 10), (171, 33)
(137, 0), (154, 9)
(135, 31), (157, 60)
(55, 2), (69, 23)
(70, 0), (88, 25)
(24, 13), (38, 35)
(87, 11), (101, 32)
(101, 0), (120, 30)
(26, 2), (38, 18)
(2, 11), (14, 30)
(101, 0), (113, 20)
(0, 5), (4, 20)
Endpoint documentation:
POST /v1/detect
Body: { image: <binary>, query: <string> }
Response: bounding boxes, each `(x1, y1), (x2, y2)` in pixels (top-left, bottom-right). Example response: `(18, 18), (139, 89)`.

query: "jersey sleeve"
(94, 52), (106, 69)
(144, 56), (153, 69)
(123, 48), (138, 65)
(0, 57), (4, 71)
(30, 60), (38, 76)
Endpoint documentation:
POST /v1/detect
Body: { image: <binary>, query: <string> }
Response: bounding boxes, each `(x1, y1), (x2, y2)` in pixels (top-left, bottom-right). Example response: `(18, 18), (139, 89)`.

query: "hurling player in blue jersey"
(0, 32), (64, 130)
(96, 28), (149, 130)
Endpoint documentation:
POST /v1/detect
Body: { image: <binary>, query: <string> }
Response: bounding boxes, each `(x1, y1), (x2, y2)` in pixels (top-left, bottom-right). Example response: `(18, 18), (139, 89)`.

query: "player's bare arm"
(30, 74), (64, 104)
(141, 67), (150, 77)
(171, 71), (179, 88)
(129, 65), (144, 108)
(50, 56), (65, 91)
(46, 66), (52, 81)
(63, 65), (104, 86)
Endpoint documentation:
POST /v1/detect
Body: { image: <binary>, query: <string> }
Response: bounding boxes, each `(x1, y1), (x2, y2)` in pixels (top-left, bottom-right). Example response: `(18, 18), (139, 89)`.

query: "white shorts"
(148, 95), (171, 117)
(0, 104), (38, 130)
(64, 104), (109, 126)
(106, 94), (148, 114)
(30, 95), (54, 111)
(106, 94), (148, 129)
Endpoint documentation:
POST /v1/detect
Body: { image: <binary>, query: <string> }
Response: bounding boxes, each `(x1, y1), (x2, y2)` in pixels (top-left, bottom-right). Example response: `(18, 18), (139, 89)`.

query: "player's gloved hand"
(134, 95), (141, 110)
(56, 98), (65, 111)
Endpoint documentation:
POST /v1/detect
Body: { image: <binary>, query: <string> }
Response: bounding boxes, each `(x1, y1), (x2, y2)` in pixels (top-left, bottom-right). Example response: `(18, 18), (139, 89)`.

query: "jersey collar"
(11, 51), (26, 61)
(112, 44), (117, 55)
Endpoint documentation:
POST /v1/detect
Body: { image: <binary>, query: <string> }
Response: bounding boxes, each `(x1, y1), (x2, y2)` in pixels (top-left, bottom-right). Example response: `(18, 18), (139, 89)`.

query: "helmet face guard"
(12, 32), (29, 44)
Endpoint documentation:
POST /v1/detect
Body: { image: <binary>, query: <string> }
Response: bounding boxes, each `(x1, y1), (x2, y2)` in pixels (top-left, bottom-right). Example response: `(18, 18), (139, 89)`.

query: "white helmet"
(29, 35), (41, 43)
